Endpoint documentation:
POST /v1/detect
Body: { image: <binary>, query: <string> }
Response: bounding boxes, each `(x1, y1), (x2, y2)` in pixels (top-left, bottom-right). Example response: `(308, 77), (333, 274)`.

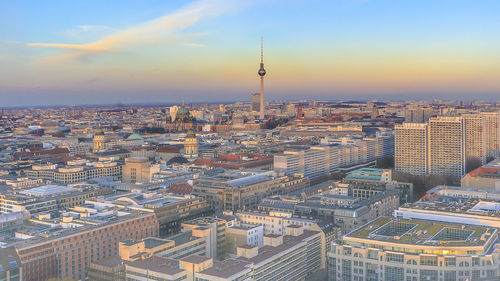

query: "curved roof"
(127, 133), (144, 140)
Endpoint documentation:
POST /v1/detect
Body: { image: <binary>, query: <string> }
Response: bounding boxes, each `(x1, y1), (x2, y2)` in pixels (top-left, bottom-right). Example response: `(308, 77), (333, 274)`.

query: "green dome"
(177, 106), (189, 116)
(94, 128), (104, 135)
(186, 130), (196, 138)
(126, 133), (144, 140)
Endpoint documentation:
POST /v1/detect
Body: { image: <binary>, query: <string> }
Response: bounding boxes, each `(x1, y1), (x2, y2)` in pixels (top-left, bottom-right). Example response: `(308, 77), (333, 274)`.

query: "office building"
(3, 203), (158, 281)
(328, 217), (500, 281)
(192, 171), (309, 212)
(251, 93), (261, 112)
(275, 136), (394, 180)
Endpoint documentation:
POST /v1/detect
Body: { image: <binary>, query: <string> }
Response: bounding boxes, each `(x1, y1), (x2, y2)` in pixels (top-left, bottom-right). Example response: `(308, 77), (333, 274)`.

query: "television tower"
(258, 37), (266, 120)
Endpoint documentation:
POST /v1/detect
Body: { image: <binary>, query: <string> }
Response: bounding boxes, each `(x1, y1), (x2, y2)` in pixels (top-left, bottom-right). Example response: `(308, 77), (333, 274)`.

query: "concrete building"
(404, 107), (435, 123)
(100, 192), (212, 237)
(181, 217), (227, 259)
(328, 217), (500, 281)
(226, 223), (264, 253)
(428, 116), (466, 177)
(343, 168), (413, 204)
(26, 161), (122, 184)
(395, 185), (500, 229)
(0, 247), (22, 281)
(258, 189), (399, 235)
(192, 172), (309, 212)
(274, 136), (394, 180)
(117, 226), (322, 281)
(122, 157), (160, 184)
(481, 111), (500, 159)
(3, 203), (158, 281)
(461, 158), (500, 190)
(463, 113), (487, 168)
(251, 92), (261, 112)
(395, 122), (428, 176)
(237, 210), (339, 269)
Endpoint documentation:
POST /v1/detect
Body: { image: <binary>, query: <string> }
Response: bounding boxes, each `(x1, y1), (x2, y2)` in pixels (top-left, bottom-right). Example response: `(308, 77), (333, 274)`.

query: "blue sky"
(1, 0), (500, 106)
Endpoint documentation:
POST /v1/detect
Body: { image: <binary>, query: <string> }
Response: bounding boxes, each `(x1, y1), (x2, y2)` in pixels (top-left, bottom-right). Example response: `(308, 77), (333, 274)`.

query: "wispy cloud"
(28, 0), (245, 61)
(184, 43), (206, 48)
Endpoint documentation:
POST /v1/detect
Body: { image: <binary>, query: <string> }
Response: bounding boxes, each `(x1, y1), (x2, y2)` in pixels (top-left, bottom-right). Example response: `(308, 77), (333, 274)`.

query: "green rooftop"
(347, 217), (496, 247)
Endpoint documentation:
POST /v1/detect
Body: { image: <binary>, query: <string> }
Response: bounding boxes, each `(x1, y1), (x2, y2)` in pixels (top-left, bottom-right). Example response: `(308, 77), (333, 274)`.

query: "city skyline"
(2, 0), (500, 106)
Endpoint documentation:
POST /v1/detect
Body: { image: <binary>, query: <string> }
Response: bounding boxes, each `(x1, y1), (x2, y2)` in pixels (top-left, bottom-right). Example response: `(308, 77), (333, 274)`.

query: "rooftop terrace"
(347, 217), (496, 248)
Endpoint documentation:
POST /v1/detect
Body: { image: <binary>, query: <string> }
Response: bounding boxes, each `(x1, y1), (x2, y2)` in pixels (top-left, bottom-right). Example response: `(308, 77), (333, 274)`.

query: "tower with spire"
(258, 37), (266, 120)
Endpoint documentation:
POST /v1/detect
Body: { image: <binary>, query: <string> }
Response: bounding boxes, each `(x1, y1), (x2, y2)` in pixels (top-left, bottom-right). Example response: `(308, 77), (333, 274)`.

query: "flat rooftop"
(198, 259), (252, 279)
(126, 256), (183, 276)
(347, 217), (496, 247)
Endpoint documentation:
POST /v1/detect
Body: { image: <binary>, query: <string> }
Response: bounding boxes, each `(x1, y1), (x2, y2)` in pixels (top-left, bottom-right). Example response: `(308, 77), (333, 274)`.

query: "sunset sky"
(1, 0), (500, 106)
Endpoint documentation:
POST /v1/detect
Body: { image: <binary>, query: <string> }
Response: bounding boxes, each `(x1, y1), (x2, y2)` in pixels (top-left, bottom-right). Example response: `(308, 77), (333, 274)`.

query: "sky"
(1, 0), (500, 106)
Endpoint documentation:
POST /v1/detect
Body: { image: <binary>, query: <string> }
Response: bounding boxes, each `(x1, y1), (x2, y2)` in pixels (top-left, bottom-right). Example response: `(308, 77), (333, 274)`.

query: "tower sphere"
(258, 68), (266, 77)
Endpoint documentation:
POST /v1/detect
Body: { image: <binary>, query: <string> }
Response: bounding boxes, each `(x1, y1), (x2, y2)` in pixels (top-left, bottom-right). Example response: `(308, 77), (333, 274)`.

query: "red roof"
(169, 184), (193, 194)
(157, 146), (181, 153)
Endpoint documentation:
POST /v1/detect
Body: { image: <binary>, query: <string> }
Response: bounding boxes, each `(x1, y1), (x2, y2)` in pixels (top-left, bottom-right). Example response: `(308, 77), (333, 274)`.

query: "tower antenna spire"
(260, 37), (263, 64)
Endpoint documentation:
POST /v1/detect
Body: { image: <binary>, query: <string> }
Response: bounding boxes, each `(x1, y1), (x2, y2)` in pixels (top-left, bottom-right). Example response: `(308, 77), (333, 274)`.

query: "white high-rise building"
(394, 123), (428, 176)
(428, 116), (466, 177)
(462, 113), (486, 168)
(481, 111), (500, 159)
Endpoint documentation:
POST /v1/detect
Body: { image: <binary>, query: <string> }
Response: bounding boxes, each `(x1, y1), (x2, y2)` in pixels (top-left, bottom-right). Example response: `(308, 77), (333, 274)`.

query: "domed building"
(165, 102), (196, 132)
(93, 128), (106, 152)
(183, 130), (198, 160)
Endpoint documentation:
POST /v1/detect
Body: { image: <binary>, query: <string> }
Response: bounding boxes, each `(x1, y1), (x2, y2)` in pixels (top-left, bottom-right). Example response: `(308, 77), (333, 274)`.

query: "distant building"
(275, 136), (394, 180)
(93, 128), (106, 152)
(251, 93), (261, 112)
(183, 130), (198, 160)
(404, 107), (434, 123)
(192, 172), (309, 211)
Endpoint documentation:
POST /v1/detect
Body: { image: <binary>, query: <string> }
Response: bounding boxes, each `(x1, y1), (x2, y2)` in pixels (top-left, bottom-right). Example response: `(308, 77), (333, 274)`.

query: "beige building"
(463, 113), (486, 168)
(183, 130), (199, 160)
(93, 128), (106, 152)
(328, 217), (500, 281)
(122, 157), (160, 184)
(395, 122), (428, 176)
(192, 172), (309, 212)
(481, 111), (500, 159)
(428, 116), (466, 177)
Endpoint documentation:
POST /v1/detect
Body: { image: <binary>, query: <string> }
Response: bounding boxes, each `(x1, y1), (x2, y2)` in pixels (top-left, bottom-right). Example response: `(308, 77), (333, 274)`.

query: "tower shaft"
(260, 77), (264, 119)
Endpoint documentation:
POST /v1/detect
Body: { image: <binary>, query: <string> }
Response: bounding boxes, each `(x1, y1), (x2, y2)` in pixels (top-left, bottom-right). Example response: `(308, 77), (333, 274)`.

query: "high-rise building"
(481, 111), (500, 159)
(463, 113), (486, 169)
(404, 107), (435, 123)
(258, 38), (266, 120)
(251, 93), (260, 112)
(428, 116), (466, 177)
(395, 122), (428, 176)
